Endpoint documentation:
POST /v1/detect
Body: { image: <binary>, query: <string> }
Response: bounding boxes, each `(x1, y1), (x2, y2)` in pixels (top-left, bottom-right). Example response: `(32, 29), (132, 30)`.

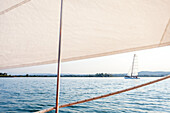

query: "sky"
(1, 46), (170, 75)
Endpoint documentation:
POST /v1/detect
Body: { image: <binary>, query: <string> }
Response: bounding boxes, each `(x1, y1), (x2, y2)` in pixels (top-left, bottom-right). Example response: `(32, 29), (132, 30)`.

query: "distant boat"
(124, 54), (140, 79)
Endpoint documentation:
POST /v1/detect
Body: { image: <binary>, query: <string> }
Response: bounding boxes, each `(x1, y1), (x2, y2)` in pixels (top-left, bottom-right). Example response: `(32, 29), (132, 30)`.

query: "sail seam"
(62, 42), (170, 62)
(0, 0), (31, 15)
(159, 19), (170, 46)
(0, 42), (170, 70)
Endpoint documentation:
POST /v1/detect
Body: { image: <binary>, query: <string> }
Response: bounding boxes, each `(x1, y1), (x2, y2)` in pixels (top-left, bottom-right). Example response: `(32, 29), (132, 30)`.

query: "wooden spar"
(34, 107), (55, 113)
(55, 0), (63, 113)
(35, 75), (170, 113)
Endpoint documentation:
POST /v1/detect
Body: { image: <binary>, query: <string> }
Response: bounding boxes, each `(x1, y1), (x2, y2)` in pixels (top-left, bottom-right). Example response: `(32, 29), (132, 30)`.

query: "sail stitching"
(0, 42), (170, 70)
(62, 42), (170, 62)
(159, 19), (170, 46)
(0, 0), (31, 15)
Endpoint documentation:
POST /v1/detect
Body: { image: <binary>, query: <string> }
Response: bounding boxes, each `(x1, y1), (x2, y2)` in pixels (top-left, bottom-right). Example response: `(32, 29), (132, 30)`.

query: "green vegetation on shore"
(0, 73), (11, 77)
(1, 71), (170, 77)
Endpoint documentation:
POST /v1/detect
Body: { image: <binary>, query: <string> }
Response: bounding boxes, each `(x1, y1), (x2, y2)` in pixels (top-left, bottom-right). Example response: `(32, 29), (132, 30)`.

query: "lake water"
(0, 77), (169, 113)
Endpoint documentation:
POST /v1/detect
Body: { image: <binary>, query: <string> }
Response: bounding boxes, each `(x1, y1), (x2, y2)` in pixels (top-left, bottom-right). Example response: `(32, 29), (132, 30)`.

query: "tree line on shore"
(0, 73), (11, 77)
(0, 72), (169, 77)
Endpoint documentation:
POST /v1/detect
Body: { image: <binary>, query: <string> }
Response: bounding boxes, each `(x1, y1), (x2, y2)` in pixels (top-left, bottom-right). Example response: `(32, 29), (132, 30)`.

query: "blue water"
(0, 77), (169, 113)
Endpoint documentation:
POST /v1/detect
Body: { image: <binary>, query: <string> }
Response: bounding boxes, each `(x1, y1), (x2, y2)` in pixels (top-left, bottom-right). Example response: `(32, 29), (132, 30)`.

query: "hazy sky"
(1, 46), (170, 75)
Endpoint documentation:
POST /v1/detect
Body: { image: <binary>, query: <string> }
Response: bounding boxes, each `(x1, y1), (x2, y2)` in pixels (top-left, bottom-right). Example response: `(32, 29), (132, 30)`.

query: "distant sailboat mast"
(131, 54), (136, 77)
(125, 54), (139, 79)
(131, 54), (138, 76)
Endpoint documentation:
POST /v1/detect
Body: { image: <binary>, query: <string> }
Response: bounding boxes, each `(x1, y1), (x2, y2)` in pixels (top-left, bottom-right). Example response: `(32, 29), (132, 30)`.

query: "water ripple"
(0, 77), (169, 113)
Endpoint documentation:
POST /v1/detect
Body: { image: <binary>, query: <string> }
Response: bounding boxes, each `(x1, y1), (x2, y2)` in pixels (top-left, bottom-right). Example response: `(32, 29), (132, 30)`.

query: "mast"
(55, 0), (63, 113)
(131, 54), (136, 77)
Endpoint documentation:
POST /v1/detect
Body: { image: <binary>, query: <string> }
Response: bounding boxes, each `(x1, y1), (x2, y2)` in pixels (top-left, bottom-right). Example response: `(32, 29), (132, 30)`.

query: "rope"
(35, 75), (170, 113)
(0, 0), (31, 15)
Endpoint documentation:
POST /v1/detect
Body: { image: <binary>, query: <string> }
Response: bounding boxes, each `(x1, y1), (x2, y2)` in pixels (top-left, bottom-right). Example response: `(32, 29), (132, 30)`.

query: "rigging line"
(0, 0), (31, 15)
(35, 75), (170, 113)
(159, 19), (170, 46)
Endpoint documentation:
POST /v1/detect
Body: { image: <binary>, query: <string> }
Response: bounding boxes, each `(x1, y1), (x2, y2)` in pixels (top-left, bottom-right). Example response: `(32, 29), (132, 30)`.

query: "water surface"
(0, 77), (169, 113)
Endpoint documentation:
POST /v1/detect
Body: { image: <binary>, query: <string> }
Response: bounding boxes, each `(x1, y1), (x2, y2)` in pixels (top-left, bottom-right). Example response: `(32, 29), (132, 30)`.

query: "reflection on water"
(0, 77), (169, 113)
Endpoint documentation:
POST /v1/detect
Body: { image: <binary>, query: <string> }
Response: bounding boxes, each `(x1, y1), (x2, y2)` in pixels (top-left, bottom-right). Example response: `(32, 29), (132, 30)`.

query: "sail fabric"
(128, 55), (138, 76)
(0, 0), (170, 69)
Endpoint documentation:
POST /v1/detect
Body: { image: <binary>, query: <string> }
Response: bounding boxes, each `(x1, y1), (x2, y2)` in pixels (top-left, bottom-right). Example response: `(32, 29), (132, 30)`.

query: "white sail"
(0, 0), (170, 69)
(131, 54), (138, 77)
(127, 54), (138, 77)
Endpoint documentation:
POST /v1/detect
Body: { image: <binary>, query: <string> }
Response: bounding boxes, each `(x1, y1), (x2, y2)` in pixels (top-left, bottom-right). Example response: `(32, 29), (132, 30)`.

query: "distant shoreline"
(1, 71), (170, 78)
(0, 76), (168, 78)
